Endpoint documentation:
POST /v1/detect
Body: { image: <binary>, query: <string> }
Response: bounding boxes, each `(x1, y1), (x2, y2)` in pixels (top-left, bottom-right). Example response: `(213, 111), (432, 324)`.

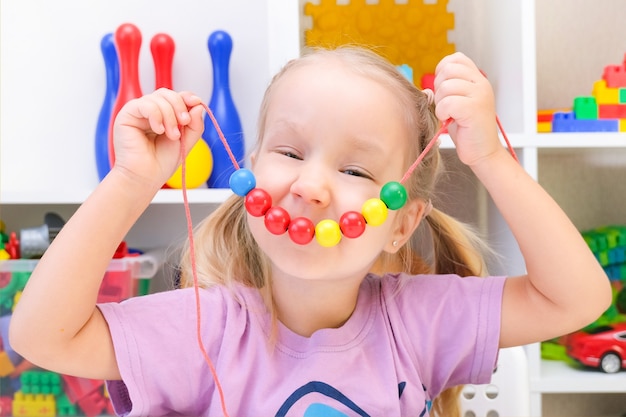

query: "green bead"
(380, 181), (407, 210)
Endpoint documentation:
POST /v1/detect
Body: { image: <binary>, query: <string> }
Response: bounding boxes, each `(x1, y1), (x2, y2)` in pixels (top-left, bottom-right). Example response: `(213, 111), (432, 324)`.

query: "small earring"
(392, 240), (399, 247)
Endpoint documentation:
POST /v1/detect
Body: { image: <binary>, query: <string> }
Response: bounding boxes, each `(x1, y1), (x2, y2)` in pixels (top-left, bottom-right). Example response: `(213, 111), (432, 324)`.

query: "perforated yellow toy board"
(303, 0), (455, 88)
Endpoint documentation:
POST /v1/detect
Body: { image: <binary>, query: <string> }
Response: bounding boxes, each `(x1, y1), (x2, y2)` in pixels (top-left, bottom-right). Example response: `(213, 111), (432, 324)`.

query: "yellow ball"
(361, 198), (388, 226)
(166, 140), (213, 189)
(315, 219), (342, 247)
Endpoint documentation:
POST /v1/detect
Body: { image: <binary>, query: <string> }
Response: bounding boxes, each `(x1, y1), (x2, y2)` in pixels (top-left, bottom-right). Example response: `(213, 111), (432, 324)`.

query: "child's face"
(249, 58), (413, 283)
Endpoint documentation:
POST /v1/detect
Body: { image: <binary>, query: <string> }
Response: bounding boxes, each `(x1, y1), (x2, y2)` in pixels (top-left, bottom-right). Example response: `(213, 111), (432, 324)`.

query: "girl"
(10, 47), (611, 417)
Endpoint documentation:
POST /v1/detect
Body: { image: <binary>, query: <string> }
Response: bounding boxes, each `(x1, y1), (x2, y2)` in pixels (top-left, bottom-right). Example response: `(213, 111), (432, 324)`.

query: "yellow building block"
(12, 392), (56, 417)
(537, 121), (552, 133)
(0, 351), (15, 377)
(619, 119), (626, 132)
(303, 0), (455, 88)
(592, 79), (620, 104)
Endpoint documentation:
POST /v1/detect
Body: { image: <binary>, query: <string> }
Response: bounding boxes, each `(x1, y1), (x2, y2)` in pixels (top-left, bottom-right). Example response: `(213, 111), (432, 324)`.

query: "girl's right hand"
(111, 88), (205, 190)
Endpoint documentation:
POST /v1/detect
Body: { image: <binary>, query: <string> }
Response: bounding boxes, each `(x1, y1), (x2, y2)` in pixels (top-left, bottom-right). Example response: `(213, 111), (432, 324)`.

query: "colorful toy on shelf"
(150, 33), (175, 91)
(303, 0), (455, 89)
(566, 322), (626, 373)
(107, 23), (144, 169)
(0, 215), (161, 416)
(542, 224), (626, 369)
(203, 30), (245, 189)
(97, 24), (220, 189)
(539, 52), (626, 132)
(94, 33), (119, 181)
(19, 213), (65, 260)
(147, 31), (213, 189)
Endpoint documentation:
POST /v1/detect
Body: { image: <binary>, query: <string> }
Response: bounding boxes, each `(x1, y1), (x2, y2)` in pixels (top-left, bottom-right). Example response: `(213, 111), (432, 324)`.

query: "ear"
(383, 199), (427, 253)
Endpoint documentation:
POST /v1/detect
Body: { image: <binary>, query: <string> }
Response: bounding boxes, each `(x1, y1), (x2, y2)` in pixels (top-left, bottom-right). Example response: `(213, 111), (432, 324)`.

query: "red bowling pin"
(108, 23), (143, 168)
(150, 33), (174, 90)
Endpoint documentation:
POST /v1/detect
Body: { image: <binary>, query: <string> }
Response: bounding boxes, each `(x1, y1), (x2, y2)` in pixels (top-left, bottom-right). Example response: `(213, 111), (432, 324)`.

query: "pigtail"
(425, 207), (489, 278)
(178, 195), (271, 291)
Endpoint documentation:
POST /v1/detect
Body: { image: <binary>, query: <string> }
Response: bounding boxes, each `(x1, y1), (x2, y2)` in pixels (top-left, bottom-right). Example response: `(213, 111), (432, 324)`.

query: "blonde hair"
(179, 45), (490, 417)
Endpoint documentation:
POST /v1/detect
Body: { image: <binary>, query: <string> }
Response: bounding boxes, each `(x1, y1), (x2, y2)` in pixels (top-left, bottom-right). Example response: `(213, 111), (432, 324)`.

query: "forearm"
(10, 169), (159, 358)
(472, 148), (611, 334)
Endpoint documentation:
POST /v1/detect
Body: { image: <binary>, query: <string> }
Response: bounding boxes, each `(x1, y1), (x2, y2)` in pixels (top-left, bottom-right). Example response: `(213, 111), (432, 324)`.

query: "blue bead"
(229, 168), (256, 196)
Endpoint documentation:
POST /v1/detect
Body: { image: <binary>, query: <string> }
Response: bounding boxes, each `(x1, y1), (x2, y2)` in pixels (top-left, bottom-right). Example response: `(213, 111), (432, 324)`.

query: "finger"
(179, 104), (205, 153)
(151, 88), (195, 139)
(124, 92), (177, 139)
(180, 91), (204, 112)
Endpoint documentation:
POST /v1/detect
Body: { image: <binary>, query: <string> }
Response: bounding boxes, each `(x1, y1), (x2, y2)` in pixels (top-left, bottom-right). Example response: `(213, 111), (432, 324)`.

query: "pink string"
(400, 116), (517, 184)
(179, 113), (230, 417)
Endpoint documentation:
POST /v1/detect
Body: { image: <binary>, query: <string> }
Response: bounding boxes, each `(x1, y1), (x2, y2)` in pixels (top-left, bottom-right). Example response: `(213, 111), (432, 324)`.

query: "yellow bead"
(315, 219), (342, 247)
(362, 198), (388, 226)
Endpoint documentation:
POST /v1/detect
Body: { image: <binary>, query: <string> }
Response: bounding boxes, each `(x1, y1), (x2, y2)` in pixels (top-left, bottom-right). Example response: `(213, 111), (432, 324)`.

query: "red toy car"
(566, 323), (626, 373)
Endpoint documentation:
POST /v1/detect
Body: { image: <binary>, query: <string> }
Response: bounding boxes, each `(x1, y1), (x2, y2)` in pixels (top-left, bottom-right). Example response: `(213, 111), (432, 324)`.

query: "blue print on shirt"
(275, 381), (428, 417)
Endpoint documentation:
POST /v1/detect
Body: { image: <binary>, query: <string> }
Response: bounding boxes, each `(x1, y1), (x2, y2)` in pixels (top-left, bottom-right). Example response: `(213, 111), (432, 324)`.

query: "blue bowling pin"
(203, 30), (245, 188)
(95, 33), (119, 181)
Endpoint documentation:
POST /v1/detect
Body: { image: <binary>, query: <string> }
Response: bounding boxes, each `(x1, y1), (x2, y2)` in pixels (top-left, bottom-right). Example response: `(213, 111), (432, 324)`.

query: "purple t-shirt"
(98, 273), (505, 417)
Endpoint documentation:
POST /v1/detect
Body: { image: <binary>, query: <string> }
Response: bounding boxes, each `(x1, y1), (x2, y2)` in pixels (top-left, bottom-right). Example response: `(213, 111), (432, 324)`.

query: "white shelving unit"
(2, 1), (625, 416)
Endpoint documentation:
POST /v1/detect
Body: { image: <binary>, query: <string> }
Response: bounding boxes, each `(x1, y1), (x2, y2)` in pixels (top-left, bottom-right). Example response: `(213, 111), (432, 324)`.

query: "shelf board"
(1, 188), (233, 205)
(439, 132), (626, 150)
(532, 360), (626, 394)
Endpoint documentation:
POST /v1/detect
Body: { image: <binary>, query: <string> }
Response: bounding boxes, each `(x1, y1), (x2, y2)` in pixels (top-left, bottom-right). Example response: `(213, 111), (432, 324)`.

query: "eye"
(283, 151), (302, 160)
(342, 168), (373, 180)
(274, 148), (302, 160)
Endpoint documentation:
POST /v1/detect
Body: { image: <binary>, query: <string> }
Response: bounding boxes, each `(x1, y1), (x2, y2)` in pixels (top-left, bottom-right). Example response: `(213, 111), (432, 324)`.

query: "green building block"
(56, 393), (78, 416)
(620, 88), (626, 103)
(20, 371), (63, 396)
(573, 96), (598, 120)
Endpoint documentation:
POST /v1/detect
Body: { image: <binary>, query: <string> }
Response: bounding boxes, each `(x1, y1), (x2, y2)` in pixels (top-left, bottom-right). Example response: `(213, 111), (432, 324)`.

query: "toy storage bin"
(0, 251), (161, 307)
(0, 252), (161, 417)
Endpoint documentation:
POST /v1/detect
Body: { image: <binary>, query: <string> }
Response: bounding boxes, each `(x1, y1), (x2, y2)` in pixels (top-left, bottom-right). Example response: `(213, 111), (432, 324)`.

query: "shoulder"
(372, 272), (506, 298)
(368, 272), (507, 324)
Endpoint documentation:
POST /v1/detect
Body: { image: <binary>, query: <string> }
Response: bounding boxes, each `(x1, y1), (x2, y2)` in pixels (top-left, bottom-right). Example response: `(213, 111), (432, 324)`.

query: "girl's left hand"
(433, 52), (502, 168)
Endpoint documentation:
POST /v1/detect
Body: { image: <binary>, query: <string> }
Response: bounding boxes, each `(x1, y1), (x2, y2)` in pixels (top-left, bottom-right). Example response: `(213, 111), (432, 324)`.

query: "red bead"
(339, 211), (367, 238)
(264, 206), (290, 235)
(245, 188), (272, 217)
(288, 217), (315, 245)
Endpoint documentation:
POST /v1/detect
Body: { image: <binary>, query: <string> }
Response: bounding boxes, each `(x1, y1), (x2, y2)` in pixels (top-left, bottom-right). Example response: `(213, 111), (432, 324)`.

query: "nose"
(289, 163), (331, 208)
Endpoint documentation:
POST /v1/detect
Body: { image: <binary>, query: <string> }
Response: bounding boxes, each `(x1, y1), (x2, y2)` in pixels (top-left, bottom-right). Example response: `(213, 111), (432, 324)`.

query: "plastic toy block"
(537, 121), (552, 133)
(396, 64), (413, 83)
(537, 111), (554, 123)
(551, 112), (619, 132)
(598, 103), (626, 119)
(97, 269), (133, 303)
(620, 119), (626, 132)
(573, 96), (598, 119)
(303, 0), (455, 88)
(603, 64), (626, 88)
(20, 371), (62, 396)
(77, 389), (108, 417)
(0, 351), (15, 377)
(12, 392), (55, 417)
(421, 73), (435, 90)
(595, 227), (618, 248)
(55, 393), (78, 417)
(61, 375), (103, 403)
(620, 88), (626, 103)
(0, 397), (12, 417)
(592, 79), (620, 104)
